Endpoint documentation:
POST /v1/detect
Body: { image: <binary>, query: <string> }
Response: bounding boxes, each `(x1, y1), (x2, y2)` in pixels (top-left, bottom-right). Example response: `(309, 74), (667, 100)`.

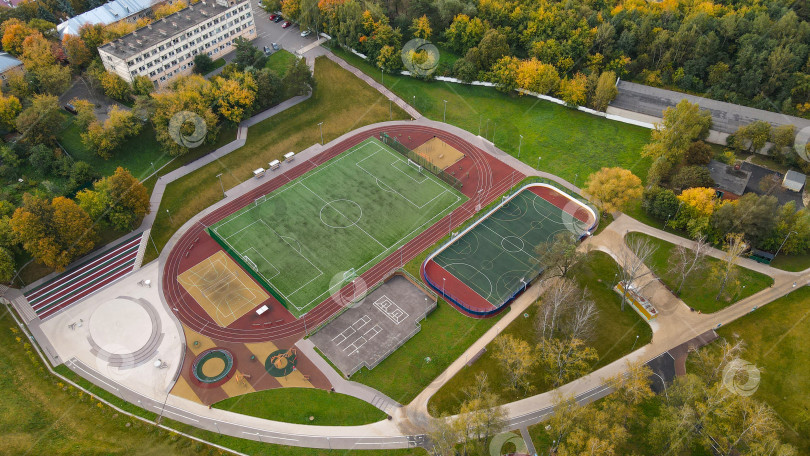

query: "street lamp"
(518, 134), (523, 158)
(216, 173), (225, 198)
(537, 156), (541, 169)
(443, 99), (448, 122)
(774, 230), (799, 259)
(317, 121), (324, 145)
(166, 209), (174, 224)
(443, 277), (446, 295)
(631, 334), (640, 350)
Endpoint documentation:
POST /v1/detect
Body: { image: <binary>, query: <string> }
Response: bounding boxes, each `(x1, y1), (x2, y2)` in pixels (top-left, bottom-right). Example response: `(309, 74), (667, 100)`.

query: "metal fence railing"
(380, 132), (463, 190)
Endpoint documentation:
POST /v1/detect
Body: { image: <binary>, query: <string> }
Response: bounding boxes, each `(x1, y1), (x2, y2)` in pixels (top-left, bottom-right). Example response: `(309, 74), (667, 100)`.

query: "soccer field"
(209, 137), (466, 317)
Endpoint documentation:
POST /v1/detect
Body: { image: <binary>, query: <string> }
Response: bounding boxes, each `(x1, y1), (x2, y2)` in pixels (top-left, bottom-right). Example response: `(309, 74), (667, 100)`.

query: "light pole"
(317, 121), (323, 145)
(443, 277), (446, 296)
(518, 134), (523, 158)
(774, 230), (799, 259)
(381, 68), (384, 85)
(537, 156), (541, 170)
(443, 99), (447, 122)
(216, 173), (225, 198)
(166, 209), (173, 224)
(631, 334), (640, 351)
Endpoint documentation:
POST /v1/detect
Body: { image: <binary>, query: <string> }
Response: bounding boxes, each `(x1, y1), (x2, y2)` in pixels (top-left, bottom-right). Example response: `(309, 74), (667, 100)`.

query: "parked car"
(269, 14), (277, 20)
(300, 29), (312, 37)
(271, 42), (280, 50)
(64, 103), (77, 115)
(273, 15), (283, 23)
(263, 45), (271, 55)
(281, 20), (291, 28)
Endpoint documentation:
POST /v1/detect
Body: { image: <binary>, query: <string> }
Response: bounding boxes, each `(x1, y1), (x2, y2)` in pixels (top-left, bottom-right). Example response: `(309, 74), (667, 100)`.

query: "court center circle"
(501, 236), (525, 253)
(319, 199), (363, 229)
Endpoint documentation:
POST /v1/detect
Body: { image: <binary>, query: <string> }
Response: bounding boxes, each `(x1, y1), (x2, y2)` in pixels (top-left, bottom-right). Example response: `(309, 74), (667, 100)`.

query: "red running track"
(162, 125), (523, 343)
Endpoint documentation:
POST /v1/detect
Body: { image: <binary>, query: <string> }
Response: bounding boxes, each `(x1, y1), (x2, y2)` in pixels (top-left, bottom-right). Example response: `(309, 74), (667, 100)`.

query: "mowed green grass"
(626, 232), (774, 313)
(715, 287), (810, 453)
(434, 189), (589, 305)
(213, 388), (386, 425)
(266, 49), (297, 76)
(331, 47), (652, 183)
(212, 138), (464, 316)
(146, 56), (410, 264)
(428, 251), (653, 415)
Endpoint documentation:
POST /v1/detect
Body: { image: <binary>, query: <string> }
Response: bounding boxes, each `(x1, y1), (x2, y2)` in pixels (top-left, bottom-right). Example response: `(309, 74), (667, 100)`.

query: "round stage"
(89, 298), (153, 354)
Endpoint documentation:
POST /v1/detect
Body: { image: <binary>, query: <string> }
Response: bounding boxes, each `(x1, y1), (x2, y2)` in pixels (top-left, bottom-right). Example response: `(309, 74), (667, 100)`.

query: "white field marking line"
(531, 195), (590, 230)
(289, 190), (463, 312)
(243, 246), (280, 280)
(160, 407), (199, 423)
(354, 144), (453, 209)
(260, 219), (325, 306)
(299, 180), (387, 249)
(212, 257), (263, 314)
(218, 218), (263, 243)
(390, 159), (429, 184)
(442, 261), (495, 300)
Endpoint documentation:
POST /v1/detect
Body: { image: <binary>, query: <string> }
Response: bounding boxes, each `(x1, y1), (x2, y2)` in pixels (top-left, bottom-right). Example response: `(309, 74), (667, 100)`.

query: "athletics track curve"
(161, 124), (522, 343)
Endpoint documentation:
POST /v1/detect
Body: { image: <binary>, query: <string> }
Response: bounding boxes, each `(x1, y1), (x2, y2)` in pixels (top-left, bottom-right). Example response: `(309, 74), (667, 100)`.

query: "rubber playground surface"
(209, 137), (465, 317)
(424, 185), (596, 315)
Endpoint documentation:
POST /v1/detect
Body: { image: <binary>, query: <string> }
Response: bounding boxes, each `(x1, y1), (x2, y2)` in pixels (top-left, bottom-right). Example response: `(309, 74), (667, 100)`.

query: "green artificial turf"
(331, 47), (652, 184)
(625, 232), (774, 313)
(210, 137), (464, 316)
(213, 388), (387, 425)
(428, 251), (653, 414)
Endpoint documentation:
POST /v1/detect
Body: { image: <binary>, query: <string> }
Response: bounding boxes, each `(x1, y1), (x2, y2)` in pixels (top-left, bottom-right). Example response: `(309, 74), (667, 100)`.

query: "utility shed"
(782, 170), (806, 192)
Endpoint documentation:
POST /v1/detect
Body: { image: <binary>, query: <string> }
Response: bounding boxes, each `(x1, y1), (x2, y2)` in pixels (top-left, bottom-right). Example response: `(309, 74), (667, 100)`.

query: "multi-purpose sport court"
(209, 137), (466, 318)
(423, 184), (597, 316)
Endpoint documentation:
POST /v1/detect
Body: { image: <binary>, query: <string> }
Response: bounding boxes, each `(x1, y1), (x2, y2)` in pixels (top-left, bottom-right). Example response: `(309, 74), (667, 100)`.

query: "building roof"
(610, 80), (810, 135)
(783, 170), (806, 192)
(98, 0), (234, 60)
(707, 160), (751, 196)
(57, 0), (157, 37)
(0, 52), (22, 73)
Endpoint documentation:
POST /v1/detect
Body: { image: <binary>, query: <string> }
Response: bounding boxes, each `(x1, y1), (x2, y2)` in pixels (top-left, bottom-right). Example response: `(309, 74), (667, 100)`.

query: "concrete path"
(519, 426), (537, 455)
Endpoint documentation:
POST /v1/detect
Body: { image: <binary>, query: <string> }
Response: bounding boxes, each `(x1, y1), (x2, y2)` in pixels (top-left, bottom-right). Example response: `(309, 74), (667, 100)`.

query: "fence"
(206, 227), (290, 311)
(380, 132), (463, 191)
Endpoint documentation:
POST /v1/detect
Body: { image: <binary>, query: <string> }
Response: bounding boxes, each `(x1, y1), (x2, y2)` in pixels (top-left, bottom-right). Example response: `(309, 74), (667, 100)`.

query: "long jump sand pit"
(178, 251), (269, 327)
(413, 136), (465, 170)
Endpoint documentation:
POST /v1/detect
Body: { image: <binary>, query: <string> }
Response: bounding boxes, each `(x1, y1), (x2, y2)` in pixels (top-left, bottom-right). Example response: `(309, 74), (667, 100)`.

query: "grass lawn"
(331, 47), (652, 184)
(625, 232), (774, 313)
(428, 251), (653, 415)
(266, 49), (297, 76)
(146, 56), (409, 264)
(210, 137), (464, 316)
(213, 388), (387, 425)
(713, 287), (810, 453)
(1, 310), (425, 456)
(769, 253), (810, 272)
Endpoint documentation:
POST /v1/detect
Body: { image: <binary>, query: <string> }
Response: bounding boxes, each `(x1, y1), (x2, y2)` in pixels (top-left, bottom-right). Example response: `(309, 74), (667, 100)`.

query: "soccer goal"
(343, 268), (357, 282)
(407, 159), (424, 174)
(242, 254), (258, 271)
(255, 195), (268, 206)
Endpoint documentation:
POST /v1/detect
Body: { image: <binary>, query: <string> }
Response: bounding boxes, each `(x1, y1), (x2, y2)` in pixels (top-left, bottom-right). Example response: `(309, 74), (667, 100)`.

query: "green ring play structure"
(192, 348), (235, 386)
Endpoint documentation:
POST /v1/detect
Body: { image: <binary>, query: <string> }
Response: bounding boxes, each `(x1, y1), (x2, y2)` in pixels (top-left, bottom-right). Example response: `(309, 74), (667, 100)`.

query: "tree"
(28, 144), (56, 173)
(535, 277), (597, 342)
(151, 74), (219, 155)
(515, 58), (559, 95)
(77, 167), (149, 230)
(493, 334), (536, 393)
(282, 57), (315, 96)
(770, 124), (795, 153)
(81, 106), (142, 159)
(464, 28), (508, 73)
(538, 337), (598, 387)
(488, 55), (519, 93)
(0, 92), (21, 131)
(193, 53), (215, 74)
(642, 100), (712, 162)
(213, 71), (257, 123)
(590, 71), (617, 111)
(673, 187), (719, 238)
(731, 120), (771, 152)
(100, 71), (131, 102)
(456, 374), (506, 455)
(444, 14), (485, 55)
(607, 361), (655, 407)
(131, 75), (154, 96)
(62, 34), (92, 69)
(10, 194), (96, 270)
(584, 167), (643, 213)
(5, 69), (30, 100)
(711, 232), (746, 301)
(281, 0), (301, 22)
(617, 235), (658, 310)
(1, 19), (34, 55)
(376, 44), (401, 73)
(0, 246), (13, 283)
(261, 0), (281, 13)
(558, 73), (588, 107)
(153, 0), (186, 19)
(452, 57), (477, 82)
(685, 140), (714, 165)
(671, 165), (715, 191)
(298, 0), (320, 34)
(534, 231), (586, 279)
(710, 193), (778, 247)
(410, 14), (431, 39)
(758, 173), (783, 195)
(67, 161), (98, 194)
(762, 202), (810, 255)
(251, 68), (283, 110)
(668, 235), (710, 295)
(642, 185), (679, 221)
(15, 94), (62, 146)
(70, 98), (95, 130)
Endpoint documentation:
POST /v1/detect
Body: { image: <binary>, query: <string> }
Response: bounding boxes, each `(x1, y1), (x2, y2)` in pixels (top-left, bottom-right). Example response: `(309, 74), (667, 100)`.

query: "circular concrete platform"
(89, 298), (154, 354)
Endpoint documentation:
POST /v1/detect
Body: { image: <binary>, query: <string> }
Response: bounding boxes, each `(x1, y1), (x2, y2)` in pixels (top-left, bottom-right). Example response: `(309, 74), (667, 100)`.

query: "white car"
(300, 30), (312, 37)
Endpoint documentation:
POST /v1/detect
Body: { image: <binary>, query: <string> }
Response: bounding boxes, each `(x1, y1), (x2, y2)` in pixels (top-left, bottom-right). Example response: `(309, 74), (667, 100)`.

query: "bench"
(284, 152), (295, 162)
(256, 305), (269, 315)
(253, 168), (266, 178)
(269, 160), (280, 170)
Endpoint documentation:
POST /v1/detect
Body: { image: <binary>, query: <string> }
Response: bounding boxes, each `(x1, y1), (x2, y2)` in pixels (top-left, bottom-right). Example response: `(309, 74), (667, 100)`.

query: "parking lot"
(247, 0), (326, 58)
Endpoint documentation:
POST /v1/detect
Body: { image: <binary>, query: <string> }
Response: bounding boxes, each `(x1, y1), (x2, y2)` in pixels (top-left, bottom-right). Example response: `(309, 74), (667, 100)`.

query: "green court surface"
(210, 137), (465, 317)
(433, 188), (590, 306)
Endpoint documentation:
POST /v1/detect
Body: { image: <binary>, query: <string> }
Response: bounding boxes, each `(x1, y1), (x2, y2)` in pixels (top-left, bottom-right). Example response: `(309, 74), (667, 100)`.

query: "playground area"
(310, 272), (437, 377)
(208, 136), (465, 318)
(412, 136), (465, 170)
(423, 184), (597, 316)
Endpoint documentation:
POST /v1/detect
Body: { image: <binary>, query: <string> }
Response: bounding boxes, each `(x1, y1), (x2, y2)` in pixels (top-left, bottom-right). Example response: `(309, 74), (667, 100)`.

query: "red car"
(281, 21), (291, 28)
(269, 14), (277, 20)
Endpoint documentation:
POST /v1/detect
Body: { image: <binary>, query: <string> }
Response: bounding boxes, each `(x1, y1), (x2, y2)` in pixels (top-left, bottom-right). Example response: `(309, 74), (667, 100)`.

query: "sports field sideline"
(209, 137), (466, 318)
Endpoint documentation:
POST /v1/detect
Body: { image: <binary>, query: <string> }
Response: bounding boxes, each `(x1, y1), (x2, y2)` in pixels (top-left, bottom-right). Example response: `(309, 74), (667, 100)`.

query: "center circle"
(501, 236), (525, 253)
(89, 298), (153, 354)
(319, 199), (363, 229)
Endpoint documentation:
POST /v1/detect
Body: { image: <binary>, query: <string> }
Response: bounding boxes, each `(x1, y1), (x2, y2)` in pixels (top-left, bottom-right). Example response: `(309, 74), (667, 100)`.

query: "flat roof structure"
(707, 160), (751, 196)
(57, 0), (157, 37)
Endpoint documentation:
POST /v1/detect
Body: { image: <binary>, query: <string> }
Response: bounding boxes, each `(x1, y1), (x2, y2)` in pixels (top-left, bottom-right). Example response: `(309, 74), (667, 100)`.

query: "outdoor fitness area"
(208, 137), (465, 318)
(310, 272), (437, 377)
(423, 184), (597, 316)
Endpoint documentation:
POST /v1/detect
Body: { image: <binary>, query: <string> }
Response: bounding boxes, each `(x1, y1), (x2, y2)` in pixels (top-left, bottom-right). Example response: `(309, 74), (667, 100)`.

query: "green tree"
(131, 75), (154, 96)
(488, 55), (519, 92)
(538, 337), (598, 387)
(534, 231), (586, 279)
(493, 334), (536, 393)
(0, 246), (13, 283)
(15, 94), (62, 146)
(193, 53), (215, 74)
(584, 167), (643, 213)
(233, 37), (267, 69)
(282, 57), (315, 96)
(100, 71), (131, 102)
(0, 92), (22, 131)
(685, 140), (714, 165)
(642, 100), (712, 162)
(731, 120), (771, 153)
(464, 28), (508, 73)
(410, 14), (431, 40)
(77, 167), (149, 230)
(81, 106), (142, 159)
(444, 14), (485, 55)
(251, 68), (283, 110)
(558, 73), (588, 107)
(70, 98), (96, 131)
(671, 165), (715, 191)
(590, 71), (617, 111)
(711, 193), (778, 247)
